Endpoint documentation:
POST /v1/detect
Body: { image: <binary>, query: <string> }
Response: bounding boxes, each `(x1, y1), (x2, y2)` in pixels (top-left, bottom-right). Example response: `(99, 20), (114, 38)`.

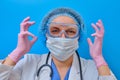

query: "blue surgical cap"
(39, 7), (84, 35)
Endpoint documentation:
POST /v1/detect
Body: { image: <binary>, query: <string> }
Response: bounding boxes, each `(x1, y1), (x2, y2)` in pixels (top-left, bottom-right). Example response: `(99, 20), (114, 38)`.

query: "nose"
(61, 33), (66, 38)
(59, 30), (66, 38)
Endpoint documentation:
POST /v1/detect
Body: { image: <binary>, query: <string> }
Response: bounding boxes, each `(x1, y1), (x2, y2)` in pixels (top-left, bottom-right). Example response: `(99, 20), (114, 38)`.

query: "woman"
(0, 7), (117, 80)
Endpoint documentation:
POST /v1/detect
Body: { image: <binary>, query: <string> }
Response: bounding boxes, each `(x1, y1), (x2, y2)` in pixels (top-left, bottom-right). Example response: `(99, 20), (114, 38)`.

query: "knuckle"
(18, 32), (27, 37)
(20, 23), (24, 27)
(18, 33), (23, 37)
(24, 31), (28, 34)
(20, 22), (23, 25)
(20, 22), (26, 27)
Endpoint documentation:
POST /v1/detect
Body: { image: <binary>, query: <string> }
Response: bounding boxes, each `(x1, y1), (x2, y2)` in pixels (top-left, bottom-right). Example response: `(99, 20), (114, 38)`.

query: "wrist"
(2, 57), (16, 66)
(93, 56), (108, 68)
(8, 48), (26, 63)
(15, 47), (27, 54)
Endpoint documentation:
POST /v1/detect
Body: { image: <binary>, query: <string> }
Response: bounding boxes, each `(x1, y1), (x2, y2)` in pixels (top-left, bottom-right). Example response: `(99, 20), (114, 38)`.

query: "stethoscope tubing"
(37, 51), (83, 80)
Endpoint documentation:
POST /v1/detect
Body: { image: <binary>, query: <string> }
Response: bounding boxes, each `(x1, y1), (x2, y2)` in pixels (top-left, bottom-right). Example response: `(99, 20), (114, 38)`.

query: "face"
(47, 16), (79, 38)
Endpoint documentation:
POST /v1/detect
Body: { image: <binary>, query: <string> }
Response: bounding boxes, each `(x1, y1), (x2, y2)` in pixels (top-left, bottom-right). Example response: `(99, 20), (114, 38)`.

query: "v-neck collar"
(51, 60), (71, 80)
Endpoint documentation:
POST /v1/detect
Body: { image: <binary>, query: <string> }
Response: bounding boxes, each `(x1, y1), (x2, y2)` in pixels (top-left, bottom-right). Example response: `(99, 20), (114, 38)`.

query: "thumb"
(87, 38), (93, 47)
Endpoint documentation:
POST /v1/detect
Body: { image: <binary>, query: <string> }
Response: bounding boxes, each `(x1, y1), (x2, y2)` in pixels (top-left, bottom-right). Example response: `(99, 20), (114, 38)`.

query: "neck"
(52, 55), (73, 68)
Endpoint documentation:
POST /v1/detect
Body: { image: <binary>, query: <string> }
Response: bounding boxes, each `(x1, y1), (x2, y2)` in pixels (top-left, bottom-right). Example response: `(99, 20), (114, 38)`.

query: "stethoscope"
(36, 51), (83, 80)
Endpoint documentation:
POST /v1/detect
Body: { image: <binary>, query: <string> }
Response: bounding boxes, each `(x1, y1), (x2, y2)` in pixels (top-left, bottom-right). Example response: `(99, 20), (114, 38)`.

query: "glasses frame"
(46, 22), (80, 39)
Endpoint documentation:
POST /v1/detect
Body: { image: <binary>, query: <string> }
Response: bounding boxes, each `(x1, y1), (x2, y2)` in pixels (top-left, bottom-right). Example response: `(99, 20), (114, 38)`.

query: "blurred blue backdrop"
(0, 0), (120, 79)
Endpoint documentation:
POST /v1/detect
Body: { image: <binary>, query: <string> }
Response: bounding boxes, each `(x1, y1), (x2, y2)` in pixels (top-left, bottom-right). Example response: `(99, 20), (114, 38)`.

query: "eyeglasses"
(46, 22), (80, 38)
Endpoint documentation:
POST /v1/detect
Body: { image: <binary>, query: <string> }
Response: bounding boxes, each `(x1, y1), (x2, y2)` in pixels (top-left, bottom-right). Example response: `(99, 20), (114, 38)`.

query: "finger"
(31, 36), (38, 45)
(87, 38), (93, 47)
(98, 19), (103, 26)
(91, 33), (97, 37)
(22, 21), (35, 27)
(24, 21), (35, 31)
(20, 21), (35, 32)
(91, 32), (103, 38)
(23, 32), (38, 44)
(22, 17), (30, 22)
(25, 31), (35, 37)
(91, 23), (99, 32)
(96, 22), (104, 32)
(96, 19), (104, 30)
(19, 31), (35, 38)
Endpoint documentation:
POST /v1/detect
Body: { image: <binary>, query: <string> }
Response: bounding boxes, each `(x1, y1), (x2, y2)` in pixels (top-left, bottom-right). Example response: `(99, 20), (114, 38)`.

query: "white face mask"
(46, 36), (79, 61)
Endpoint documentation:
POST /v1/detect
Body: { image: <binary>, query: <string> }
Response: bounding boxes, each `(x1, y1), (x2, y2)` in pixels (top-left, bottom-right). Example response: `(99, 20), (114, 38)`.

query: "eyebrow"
(50, 27), (60, 29)
(65, 27), (76, 30)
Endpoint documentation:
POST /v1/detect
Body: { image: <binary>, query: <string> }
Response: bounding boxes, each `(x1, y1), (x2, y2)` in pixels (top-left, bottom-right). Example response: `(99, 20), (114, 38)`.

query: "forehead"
(51, 16), (76, 24)
(49, 22), (78, 31)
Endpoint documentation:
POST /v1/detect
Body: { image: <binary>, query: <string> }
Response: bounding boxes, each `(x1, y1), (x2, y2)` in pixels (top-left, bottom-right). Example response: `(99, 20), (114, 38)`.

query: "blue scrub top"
(51, 60), (71, 80)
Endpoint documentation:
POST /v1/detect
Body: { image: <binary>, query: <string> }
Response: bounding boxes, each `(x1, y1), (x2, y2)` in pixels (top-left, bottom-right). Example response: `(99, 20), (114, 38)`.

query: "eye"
(51, 29), (59, 32)
(68, 30), (75, 33)
(50, 27), (60, 33)
(66, 29), (76, 34)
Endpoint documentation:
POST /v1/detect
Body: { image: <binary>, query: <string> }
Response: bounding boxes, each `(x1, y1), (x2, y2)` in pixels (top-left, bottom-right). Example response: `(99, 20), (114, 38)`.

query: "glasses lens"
(48, 22), (79, 38)
(65, 27), (77, 38)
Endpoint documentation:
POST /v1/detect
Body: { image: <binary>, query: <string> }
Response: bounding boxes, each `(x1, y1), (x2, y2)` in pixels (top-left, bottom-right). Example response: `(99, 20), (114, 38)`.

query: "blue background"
(0, 0), (120, 79)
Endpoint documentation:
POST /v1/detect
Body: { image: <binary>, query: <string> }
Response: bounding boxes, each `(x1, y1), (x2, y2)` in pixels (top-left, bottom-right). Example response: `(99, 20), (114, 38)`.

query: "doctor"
(0, 7), (117, 80)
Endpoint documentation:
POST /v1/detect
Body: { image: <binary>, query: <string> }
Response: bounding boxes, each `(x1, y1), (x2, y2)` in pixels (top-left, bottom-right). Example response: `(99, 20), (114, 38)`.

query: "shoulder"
(15, 53), (48, 70)
(15, 53), (48, 67)
(23, 53), (48, 63)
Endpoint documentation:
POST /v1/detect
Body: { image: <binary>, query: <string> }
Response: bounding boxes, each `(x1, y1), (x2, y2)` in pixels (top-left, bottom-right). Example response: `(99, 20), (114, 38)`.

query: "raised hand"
(17, 17), (37, 53)
(8, 17), (38, 63)
(87, 20), (107, 67)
